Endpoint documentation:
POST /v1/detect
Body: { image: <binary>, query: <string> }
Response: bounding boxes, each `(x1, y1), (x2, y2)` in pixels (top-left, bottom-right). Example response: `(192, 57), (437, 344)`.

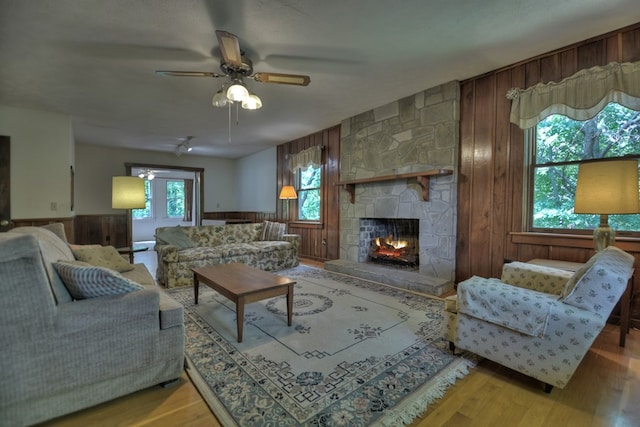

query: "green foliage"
(132, 180), (152, 219)
(298, 166), (321, 221)
(533, 103), (640, 231)
(166, 180), (185, 218)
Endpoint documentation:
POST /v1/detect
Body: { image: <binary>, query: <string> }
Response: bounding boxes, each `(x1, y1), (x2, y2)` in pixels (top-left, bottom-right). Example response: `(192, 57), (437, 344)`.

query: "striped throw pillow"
(261, 221), (285, 241)
(53, 261), (144, 300)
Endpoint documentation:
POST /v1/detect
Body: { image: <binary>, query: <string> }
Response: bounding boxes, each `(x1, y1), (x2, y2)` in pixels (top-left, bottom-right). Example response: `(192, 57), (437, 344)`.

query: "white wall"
(75, 144), (237, 214)
(1, 104), (279, 226)
(236, 146), (277, 212)
(0, 105), (74, 219)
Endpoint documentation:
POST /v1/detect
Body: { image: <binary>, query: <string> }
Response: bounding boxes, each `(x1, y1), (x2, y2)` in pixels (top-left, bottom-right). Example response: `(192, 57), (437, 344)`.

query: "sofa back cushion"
(560, 246), (634, 317)
(221, 223), (263, 244)
(0, 234), (56, 341)
(8, 226), (74, 303)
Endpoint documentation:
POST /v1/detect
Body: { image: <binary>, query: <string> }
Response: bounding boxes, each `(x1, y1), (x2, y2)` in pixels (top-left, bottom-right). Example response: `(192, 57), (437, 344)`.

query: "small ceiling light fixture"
(212, 89), (228, 107)
(137, 169), (155, 180)
(175, 136), (194, 157)
(226, 79), (249, 102)
(241, 92), (262, 110)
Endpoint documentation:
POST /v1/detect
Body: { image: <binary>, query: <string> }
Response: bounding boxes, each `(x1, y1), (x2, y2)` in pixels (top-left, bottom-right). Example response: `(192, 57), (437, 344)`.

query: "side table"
(527, 258), (633, 347)
(117, 245), (149, 264)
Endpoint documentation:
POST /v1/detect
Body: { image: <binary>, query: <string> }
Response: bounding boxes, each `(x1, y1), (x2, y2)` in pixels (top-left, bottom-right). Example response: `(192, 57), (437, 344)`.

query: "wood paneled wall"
(457, 22), (640, 326)
(73, 214), (128, 247)
(277, 125), (341, 261)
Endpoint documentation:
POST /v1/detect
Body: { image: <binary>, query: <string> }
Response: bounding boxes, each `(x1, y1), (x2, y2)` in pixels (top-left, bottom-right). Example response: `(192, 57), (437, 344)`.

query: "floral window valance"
(289, 145), (323, 172)
(507, 61), (640, 129)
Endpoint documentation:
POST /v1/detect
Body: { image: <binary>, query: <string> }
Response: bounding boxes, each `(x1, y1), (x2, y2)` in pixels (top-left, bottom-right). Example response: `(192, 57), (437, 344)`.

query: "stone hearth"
(333, 81), (459, 296)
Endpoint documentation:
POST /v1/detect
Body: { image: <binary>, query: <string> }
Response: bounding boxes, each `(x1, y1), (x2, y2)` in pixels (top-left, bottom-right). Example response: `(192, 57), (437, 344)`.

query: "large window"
(166, 180), (185, 218)
(530, 102), (640, 232)
(297, 165), (321, 221)
(132, 179), (152, 219)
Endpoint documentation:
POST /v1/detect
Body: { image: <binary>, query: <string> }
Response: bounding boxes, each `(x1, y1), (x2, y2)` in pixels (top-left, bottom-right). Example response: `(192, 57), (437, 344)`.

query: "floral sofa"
(0, 225), (184, 426)
(442, 246), (634, 392)
(155, 221), (300, 288)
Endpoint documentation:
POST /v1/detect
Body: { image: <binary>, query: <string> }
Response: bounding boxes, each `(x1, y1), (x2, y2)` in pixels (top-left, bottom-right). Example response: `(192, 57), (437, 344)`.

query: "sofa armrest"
(501, 261), (573, 295)
(283, 234), (300, 251)
(457, 275), (557, 337)
(155, 244), (179, 262)
(55, 288), (161, 334)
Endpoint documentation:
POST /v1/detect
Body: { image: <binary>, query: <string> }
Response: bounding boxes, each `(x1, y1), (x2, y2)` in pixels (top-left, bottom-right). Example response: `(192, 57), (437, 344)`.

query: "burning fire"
(373, 235), (409, 257)
(374, 236), (408, 249)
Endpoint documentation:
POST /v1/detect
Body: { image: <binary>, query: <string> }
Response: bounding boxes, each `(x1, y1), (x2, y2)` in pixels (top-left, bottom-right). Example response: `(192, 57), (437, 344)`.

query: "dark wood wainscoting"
(203, 211), (277, 223)
(11, 217), (75, 243)
(457, 22), (640, 327)
(73, 214), (128, 247)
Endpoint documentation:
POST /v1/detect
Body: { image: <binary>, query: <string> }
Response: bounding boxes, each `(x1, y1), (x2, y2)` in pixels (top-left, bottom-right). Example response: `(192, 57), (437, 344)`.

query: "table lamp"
(279, 185), (297, 221)
(112, 176), (146, 249)
(574, 159), (640, 251)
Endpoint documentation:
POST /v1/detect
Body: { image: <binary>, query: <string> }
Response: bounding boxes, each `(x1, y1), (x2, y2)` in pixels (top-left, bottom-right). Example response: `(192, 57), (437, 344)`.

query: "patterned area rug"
(166, 265), (474, 426)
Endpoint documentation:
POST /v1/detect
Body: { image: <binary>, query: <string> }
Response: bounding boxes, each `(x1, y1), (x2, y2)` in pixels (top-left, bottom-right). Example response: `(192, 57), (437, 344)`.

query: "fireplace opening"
(359, 218), (419, 269)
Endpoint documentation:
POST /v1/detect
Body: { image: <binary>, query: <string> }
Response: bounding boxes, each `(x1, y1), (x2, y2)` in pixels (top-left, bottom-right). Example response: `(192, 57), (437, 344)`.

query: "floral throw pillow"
(72, 245), (134, 272)
(53, 261), (144, 300)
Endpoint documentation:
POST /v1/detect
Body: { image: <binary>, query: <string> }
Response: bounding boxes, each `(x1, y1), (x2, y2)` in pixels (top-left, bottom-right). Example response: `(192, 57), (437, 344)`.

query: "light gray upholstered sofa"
(442, 246), (634, 392)
(0, 226), (185, 427)
(155, 222), (300, 288)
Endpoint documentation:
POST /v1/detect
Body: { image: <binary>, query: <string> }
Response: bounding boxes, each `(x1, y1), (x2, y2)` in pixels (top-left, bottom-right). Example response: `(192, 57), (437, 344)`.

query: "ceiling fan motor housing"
(220, 53), (253, 77)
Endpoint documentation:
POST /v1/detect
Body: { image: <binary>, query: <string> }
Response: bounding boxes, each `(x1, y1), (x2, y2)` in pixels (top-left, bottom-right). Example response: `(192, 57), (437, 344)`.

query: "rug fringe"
(376, 357), (476, 427)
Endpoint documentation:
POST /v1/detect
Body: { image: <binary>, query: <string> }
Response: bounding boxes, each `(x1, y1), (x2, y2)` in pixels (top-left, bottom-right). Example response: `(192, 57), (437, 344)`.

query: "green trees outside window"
(532, 103), (640, 231)
(132, 179), (152, 219)
(297, 165), (321, 221)
(166, 180), (185, 218)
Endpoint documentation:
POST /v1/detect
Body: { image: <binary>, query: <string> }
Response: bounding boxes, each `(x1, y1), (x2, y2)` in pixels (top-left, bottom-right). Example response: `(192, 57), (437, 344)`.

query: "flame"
(374, 236), (408, 249)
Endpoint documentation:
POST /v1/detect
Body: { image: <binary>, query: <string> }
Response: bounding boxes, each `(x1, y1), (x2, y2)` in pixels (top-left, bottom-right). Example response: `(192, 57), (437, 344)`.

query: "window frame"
(293, 164), (323, 224)
(525, 106), (640, 237)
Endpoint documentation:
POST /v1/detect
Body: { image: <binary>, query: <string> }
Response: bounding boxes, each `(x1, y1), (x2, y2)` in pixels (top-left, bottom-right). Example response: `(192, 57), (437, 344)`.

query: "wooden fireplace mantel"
(336, 169), (453, 203)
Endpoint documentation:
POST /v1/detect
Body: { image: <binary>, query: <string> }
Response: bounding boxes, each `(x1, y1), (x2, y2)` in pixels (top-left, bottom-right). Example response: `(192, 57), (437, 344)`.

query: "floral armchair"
(442, 246), (634, 392)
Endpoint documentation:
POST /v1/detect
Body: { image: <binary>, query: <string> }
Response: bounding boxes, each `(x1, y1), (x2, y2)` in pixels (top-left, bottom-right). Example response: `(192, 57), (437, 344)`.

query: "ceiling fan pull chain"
(228, 102), (232, 143)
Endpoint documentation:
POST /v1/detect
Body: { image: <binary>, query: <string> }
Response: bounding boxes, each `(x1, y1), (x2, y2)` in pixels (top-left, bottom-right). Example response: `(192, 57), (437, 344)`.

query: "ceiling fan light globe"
(147, 173), (155, 180)
(212, 90), (228, 107)
(227, 83), (248, 102)
(242, 93), (262, 110)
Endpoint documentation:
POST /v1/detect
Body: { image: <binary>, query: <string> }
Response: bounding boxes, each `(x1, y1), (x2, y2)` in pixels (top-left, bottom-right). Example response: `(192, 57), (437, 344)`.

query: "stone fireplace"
(325, 81), (459, 296)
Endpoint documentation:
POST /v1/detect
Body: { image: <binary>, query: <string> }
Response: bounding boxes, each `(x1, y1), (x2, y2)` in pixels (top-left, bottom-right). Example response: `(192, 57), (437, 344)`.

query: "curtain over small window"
(183, 179), (193, 222)
(507, 61), (640, 129)
(289, 145), (323, 171)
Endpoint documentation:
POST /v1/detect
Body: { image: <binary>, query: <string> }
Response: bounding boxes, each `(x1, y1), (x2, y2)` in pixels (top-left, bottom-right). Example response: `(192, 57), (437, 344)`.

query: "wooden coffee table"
(192, 263), (296, 343)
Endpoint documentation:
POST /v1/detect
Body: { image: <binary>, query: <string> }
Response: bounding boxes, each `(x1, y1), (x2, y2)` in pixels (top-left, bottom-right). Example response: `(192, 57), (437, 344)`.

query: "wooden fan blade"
(253, 72), (310, 86)
(155, 70), (223, 78)
(215, 30), (242, 67)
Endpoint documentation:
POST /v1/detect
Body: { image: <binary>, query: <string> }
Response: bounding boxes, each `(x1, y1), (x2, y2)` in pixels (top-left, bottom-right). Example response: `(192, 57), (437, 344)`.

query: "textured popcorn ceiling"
(0, 0), (638, 158)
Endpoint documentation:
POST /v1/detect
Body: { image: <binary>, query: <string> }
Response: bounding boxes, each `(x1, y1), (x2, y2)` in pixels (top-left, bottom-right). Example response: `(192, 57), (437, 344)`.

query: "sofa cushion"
(8, 226), (74, 303)
(72, 245), (135, 272)
(261, 221), (285, 241)
(155, 227), (197, 249)
(52, 261), (144, 299)
(40, 223), (68, 243)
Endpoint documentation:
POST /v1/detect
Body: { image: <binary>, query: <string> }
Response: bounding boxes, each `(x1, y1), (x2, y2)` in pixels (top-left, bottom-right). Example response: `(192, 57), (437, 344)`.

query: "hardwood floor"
(43, 258), (639, 427)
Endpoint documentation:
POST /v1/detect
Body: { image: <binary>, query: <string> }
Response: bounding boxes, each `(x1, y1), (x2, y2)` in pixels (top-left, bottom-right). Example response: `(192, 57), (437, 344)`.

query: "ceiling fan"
(156, 30), (311, 110)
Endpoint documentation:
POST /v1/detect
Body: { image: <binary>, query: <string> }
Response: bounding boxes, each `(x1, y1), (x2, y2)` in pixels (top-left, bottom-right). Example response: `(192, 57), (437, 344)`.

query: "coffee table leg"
(193, 273), (199, 305)
(236, 297), (244, 343)
(287, 284), (293, 326)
